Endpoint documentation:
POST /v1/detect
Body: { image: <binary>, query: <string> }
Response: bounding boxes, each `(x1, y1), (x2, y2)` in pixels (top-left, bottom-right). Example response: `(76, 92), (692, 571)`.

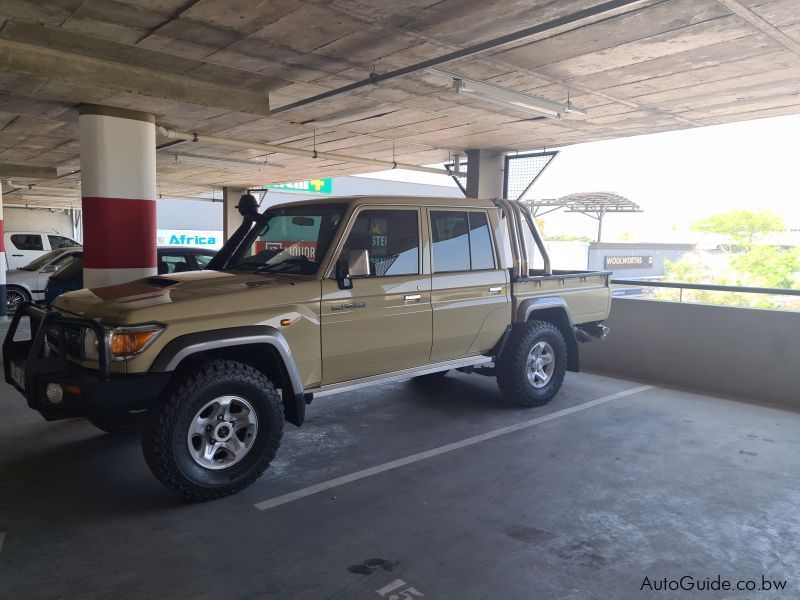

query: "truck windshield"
(225, 203), (347, 275)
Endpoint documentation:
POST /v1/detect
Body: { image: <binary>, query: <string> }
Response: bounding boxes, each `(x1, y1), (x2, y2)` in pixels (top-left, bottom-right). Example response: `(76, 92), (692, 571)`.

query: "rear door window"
(467, 211), (495, 270)
(11, 234), (44, 251)
(431, 212), (470, 272)
(431, 211), (495, 272)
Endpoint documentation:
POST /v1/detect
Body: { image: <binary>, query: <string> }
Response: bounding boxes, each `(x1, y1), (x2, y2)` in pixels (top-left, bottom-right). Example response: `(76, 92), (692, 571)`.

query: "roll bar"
(518, 201), (552, 275)
(492, 199), (551, 278)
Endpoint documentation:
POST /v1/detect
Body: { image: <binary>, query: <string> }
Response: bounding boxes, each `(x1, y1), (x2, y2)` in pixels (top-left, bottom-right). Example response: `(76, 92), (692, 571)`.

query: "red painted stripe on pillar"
(82, 196), (156, 269)
(0, 219), (4, 252)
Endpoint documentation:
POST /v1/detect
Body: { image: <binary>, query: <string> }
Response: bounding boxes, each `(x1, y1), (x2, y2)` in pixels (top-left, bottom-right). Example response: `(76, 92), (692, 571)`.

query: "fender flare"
(516, 297), (580, 372)
(150, 326), (306, 426)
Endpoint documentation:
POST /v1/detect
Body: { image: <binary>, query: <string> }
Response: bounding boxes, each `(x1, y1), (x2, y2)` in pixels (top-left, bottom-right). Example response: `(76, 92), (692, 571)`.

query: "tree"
(692, 209), (784, 252)
(731, 246), (800, 289)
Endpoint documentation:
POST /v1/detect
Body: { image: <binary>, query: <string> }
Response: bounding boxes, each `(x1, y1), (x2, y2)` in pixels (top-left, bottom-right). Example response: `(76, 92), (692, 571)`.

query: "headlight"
(82, 328), (99, 361)
(108, 325), (165, 360)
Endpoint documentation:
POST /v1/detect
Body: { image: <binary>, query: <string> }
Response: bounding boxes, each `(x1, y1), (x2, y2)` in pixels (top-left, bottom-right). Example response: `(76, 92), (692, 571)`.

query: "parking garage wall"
(581, 298), (800, 409)
(4, 207), (77, 240)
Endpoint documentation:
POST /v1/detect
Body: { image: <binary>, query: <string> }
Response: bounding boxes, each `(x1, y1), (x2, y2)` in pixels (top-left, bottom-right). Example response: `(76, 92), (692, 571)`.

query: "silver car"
(6, 247), (83, 313)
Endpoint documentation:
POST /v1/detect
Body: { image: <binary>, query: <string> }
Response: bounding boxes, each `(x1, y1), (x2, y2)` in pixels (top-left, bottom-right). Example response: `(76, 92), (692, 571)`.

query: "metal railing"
(612, 279), (800, 304)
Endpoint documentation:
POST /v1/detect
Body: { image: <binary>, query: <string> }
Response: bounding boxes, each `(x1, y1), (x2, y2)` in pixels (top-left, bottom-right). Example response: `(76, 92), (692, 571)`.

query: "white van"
(4, 231), (81, 269)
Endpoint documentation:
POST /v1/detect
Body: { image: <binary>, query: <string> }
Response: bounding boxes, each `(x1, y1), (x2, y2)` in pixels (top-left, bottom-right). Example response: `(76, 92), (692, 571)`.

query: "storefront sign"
(157, 229), (223, 249)
(604, 255), (654, 269)
(267, 178), (333, 194)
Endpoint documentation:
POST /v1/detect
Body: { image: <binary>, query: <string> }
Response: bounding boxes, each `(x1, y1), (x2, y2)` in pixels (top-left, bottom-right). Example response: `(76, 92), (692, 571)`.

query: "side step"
(310, 355), (494, 399)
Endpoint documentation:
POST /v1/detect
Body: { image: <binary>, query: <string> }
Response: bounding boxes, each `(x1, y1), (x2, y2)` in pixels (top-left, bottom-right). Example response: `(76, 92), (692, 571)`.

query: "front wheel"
(497, 321), (567, 407)
(142, 360), (284, 501)
(6, 286), (30, 315)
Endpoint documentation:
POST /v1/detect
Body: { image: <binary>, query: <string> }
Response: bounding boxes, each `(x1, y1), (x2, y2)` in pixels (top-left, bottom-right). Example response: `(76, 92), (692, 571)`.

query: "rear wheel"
(142, 360), (284, 501)
(6, 286), (30, 315)
(497, 321), (567, 407)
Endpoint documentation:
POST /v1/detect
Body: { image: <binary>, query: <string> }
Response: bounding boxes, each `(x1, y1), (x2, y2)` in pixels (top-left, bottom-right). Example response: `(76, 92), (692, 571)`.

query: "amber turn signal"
(109, 329), (162, 358)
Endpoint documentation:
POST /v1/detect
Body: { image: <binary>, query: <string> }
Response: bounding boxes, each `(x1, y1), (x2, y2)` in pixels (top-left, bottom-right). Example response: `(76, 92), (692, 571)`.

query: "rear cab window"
(48, 235), (80, 249)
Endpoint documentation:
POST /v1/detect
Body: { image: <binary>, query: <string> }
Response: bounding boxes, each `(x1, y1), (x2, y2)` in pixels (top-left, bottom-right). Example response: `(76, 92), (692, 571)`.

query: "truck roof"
(267, 195), (498, 210)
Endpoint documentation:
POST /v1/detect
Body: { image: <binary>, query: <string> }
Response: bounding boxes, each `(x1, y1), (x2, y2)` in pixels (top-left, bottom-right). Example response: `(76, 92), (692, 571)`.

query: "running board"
(310, 355), (494, 399)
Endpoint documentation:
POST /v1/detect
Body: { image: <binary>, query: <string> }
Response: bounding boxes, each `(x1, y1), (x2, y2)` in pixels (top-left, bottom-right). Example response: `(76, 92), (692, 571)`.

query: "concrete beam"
(0, 163), (61, 179)
(465, 149), (505, 199)
(715, 0), (800, 58)
(0, 39), (271, 116)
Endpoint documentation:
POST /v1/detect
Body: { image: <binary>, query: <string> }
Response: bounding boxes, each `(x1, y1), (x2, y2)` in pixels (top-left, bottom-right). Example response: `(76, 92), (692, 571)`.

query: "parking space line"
(254, 384), (653, 511)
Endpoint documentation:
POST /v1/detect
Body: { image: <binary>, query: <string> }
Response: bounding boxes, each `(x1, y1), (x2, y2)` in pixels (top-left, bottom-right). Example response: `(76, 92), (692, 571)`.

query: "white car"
(5, 247), (83, 313)
(4, 231), (81, 270)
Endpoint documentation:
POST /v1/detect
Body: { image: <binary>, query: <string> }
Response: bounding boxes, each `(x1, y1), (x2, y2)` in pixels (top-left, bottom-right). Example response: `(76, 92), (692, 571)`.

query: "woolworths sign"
(267, 178), (333, 194)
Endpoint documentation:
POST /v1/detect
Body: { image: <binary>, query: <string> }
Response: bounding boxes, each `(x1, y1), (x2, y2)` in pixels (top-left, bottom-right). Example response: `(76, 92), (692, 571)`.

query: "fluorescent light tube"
(168, 153), (285, 171)
(428, 67), (585, 119)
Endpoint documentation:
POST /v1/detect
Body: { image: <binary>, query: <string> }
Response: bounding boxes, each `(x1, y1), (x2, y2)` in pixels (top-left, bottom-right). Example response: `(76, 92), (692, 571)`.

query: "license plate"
(10, 362), (25, 391)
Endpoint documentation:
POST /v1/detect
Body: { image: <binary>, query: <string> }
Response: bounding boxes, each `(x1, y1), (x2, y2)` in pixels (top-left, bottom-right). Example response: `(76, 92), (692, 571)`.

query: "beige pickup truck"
(4, 195), (610, 500)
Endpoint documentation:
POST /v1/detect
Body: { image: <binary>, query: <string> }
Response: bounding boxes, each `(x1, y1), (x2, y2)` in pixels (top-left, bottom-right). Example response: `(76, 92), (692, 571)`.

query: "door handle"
(11, 254), (23, 257)
(404, 294), (422, 302)
(488, 286), (502, 293)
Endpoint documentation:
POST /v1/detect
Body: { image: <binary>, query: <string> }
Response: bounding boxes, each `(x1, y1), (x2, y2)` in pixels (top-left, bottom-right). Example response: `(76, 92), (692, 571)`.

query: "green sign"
(267, 178), (333, 194)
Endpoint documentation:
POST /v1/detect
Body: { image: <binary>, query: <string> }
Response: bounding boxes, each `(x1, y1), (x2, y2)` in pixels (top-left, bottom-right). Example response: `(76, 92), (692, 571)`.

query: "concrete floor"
(0, 366), (798, 599)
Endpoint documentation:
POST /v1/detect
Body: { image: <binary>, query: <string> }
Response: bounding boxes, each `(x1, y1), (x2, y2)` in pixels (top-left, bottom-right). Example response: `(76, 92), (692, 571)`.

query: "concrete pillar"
(0, 184), (5, 316)
(465, 149), (505, 199)
(79, 104), (157, 288)
(223, 187), (246, 242)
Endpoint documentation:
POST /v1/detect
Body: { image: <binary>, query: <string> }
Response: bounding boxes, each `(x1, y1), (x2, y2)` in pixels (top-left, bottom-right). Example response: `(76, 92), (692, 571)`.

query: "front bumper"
(3, 303), (170, 421)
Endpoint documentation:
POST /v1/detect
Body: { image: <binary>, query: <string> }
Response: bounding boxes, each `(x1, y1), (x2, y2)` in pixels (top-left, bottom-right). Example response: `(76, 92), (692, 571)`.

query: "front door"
(321, 206), (432, 384)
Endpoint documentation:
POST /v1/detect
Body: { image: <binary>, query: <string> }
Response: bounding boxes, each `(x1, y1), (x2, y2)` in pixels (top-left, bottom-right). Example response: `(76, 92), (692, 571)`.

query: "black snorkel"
(206, 193), (261, 271)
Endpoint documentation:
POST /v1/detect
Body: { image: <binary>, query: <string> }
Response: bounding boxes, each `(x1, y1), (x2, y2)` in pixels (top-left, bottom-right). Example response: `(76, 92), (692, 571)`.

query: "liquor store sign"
(604, 255), (654, 269)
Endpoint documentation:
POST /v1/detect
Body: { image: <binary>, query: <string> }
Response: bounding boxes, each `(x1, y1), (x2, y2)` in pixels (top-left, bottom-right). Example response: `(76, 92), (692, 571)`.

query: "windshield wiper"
(253, 257), (311, 274)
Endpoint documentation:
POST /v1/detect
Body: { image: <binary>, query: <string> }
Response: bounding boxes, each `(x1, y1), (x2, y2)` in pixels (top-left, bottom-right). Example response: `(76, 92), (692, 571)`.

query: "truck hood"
(53, 270), (317, 324)
(5, 268), (37, 287)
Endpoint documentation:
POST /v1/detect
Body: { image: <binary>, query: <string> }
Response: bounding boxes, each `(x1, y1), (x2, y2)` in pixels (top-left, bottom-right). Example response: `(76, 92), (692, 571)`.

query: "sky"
(359, 113), (800, 243)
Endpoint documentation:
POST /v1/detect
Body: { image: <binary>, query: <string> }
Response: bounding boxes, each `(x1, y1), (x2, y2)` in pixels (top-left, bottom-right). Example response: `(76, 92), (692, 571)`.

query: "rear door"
(7, 234), (46, 269)
(428, 208), (510, 362)
(321, 206), (432, 384)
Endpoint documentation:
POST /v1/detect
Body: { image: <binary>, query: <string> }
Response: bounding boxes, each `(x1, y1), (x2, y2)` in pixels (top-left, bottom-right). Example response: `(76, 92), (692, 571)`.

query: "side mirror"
(335, 258), (352, 290)
(335, 250), (370, 290)
(347, 249), (370, 277)
(41, 264), (58, 273)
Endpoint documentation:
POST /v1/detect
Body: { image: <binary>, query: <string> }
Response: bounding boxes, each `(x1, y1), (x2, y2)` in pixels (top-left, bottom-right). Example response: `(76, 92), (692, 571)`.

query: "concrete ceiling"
(0, 0), (799, 208)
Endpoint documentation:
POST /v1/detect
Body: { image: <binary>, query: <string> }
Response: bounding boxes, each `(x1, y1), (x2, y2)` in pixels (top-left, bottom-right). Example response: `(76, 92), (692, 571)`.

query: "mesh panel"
(504, 151), (558, 201)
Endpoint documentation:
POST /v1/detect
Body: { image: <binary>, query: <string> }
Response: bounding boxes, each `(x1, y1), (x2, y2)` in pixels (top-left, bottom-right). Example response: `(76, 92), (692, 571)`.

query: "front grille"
(46, 323), (84, 361)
